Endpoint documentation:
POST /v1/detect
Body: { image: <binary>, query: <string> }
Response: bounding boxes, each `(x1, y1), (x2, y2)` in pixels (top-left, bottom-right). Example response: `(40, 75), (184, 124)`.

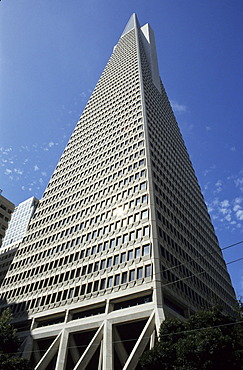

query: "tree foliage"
(0, 309), (31, 370)
(140, 308), (243, 370)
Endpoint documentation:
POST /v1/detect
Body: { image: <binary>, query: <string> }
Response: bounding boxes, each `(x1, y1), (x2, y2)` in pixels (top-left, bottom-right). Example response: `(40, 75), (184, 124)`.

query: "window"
(142, 195), (147, 203)
(107, 257), (112, 267)
(134, 213), (139, 222)
(120, 253), (126, 263)
(128, 250), (133, 260)
(137, 228), (142, 238)
(88, 264), (93, 274)
(113, 255), (119, 265)
(114, 275), (120, 286)
(135, 248), (140, 259)
(143, 244), (150, 256)
(137, 267), (143, 279)
(110, 239), (115, 248)
(107, 277), (113, 288)
(116, 236), (122, 246)
(100, 279), (106, 290)
(121, 272), (127, 284)
(100, 260), (105, 270)
(130, 231), (135, 241)
(87, 282), (92, 293)
(144, 226), (149, 236)
(136, 198), (141, 206)
(141, 210), (148, 219)
(123, 234), (128, 243)
(129, 270), (135, 281)
(145, 265), (151, 277)
(68, 288), (74, 299)
(140, 182), (146, 190)
(128, 216), (133, 225)
(130, 200), (135, 208)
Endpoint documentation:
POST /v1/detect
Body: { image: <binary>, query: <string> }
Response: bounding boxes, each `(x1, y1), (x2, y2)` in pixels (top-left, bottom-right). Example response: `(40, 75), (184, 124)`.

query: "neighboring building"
(0, 193), (15, 247)
(2, 197), (39, 249)
(0, 14), (236, 369)
(0, 197), (39, 285)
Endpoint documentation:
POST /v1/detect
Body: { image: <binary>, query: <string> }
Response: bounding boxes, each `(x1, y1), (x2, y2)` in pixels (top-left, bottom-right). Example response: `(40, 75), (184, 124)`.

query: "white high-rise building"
(0, 14), (236, 370)
(2, 197), (39, 249)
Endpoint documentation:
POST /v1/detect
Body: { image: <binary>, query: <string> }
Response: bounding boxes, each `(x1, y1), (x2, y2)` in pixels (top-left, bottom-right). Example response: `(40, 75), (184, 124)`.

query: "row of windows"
(8, 223), (150, 283)
(41, 140), (145, 210)
(6, 243), (151, 297)
(35, 193), (148, 241)
(161, 263), (231, 314)
(53, 120), (144, 183)
(160, 244), (234, 304)
(55, 119), (143, 177)
(34, 163), (146, 222)
(157, 208), (228, 279)
(46, 144), (145, 199)
(159, 227), (235, 301)
(156, 204), (220, 265)
(3, 256), (152, 305)
(24, 191), (149, 250)
(7, 264), (152, 316)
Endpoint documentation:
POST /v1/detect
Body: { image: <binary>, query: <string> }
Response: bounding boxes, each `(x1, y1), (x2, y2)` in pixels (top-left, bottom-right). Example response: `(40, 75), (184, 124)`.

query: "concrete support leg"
(73, 324), (104, 370)
(35, 331), (61, 370)
(103, 320), (113, 370)
(55, 329), (69, 370)
(150, 330), (156, 349)
(123, 311), (155, 370)
(98, 340), (103, 370)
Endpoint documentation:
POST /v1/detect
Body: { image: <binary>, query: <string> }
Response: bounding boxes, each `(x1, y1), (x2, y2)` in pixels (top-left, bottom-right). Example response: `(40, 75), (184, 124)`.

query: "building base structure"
(20, 286), (165, 370)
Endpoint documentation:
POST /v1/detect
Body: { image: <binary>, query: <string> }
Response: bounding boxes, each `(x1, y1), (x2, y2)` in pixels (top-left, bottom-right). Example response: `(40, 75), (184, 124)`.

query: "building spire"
(121, 13), (140, 37)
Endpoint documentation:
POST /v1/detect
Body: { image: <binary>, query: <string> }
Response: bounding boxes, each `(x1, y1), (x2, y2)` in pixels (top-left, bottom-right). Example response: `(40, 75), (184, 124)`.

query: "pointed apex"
(121, 13), (140, 37)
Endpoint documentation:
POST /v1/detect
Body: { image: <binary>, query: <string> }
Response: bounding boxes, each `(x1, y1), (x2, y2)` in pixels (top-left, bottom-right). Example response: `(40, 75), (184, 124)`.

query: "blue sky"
(1, 0), (242, 299)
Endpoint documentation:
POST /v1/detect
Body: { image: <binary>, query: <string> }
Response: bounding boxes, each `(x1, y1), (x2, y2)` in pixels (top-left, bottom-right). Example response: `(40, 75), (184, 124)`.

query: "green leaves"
(140, 308), (243, 370)
(0, 309), (31, 370)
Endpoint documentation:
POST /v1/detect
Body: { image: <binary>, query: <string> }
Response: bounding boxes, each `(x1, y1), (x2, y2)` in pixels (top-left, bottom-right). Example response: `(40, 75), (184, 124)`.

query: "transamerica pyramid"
(0, 14), (236, 370)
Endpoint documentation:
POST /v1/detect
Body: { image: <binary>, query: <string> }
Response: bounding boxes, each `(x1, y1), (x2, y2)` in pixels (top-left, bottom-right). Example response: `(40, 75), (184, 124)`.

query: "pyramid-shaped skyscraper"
(0, 14), (236, 369)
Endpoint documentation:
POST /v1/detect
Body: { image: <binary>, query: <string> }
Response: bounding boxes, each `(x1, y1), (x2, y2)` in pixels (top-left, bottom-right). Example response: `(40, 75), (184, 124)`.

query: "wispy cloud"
(203, 165), (216, 177)
(14, 168), (23, 175)
(206, 195), (243, 232)
(4, 169), (12, 175)
(213, 179), (223, 194)
(170, 100), (187, 113)
(80, 91), (87, 98)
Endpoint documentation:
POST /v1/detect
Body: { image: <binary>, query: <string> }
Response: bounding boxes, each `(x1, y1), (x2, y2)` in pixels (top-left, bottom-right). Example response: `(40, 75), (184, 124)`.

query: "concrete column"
(55, 329), (69, 370)
(103, 320), (113, 370)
